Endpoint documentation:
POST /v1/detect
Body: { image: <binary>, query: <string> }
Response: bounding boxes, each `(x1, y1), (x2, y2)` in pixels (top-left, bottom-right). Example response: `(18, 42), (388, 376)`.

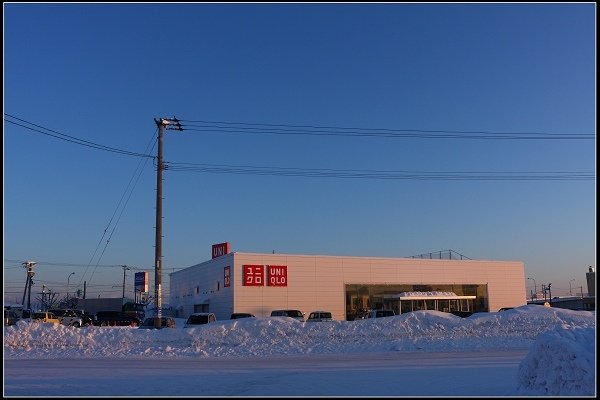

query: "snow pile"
(517, 325), (595, 396)
(3, 305), (596, 395)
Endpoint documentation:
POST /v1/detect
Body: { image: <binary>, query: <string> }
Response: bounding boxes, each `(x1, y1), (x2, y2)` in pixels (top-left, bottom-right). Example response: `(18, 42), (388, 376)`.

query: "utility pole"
(122, 265), (130, 301)
(527, 277), (537, 301)
(41, 284), (46, 311)
(541, 284), (547, 301)
(547, 283), (552, 305)
(21, 261), (36, 310)
(152, 117), (181, 328)
(154, 118), (165, 328)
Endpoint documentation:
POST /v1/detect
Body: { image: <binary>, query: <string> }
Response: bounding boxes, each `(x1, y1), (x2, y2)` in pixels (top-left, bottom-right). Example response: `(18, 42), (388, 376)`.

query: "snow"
(3, 305), (596, 396)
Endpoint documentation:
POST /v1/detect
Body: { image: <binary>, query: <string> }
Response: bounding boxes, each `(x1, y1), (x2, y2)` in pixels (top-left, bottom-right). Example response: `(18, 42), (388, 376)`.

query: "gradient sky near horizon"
(4, 3), (596, 304)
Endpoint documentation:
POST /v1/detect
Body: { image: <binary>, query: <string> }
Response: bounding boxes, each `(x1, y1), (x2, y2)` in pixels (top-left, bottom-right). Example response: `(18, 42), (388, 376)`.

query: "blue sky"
(4, 3), (596, 303)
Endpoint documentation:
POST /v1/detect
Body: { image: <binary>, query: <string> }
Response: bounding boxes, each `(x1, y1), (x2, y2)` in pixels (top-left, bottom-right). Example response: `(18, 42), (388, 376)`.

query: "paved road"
(4, 350), (528, 396)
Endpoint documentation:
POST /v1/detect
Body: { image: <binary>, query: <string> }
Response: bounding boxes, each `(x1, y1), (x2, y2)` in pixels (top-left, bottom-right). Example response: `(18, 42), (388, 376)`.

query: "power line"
(6, 113), (594, 181)
(81, 128), (158, 287)
(3, 259), (124, 268)
(178, 119), (595, 140)
(3, 259), (187, 271)
(165, 161), (594, 181)
(4, 114), (154, 158)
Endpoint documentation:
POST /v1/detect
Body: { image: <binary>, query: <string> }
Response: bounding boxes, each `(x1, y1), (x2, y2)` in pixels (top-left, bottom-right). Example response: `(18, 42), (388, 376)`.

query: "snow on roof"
(384, 291), (477, 300)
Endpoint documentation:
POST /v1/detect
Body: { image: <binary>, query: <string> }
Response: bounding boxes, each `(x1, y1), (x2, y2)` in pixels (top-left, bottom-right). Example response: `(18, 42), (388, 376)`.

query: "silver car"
(306, 311), (333, 322)
(270, 309), (305, 322)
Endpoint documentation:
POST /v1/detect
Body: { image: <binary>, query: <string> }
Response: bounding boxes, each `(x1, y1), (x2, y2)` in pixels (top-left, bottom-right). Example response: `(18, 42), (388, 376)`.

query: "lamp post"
(527, 277), (537, 301)
(67, 272), (75, 299)
(569, 279), (575, 296)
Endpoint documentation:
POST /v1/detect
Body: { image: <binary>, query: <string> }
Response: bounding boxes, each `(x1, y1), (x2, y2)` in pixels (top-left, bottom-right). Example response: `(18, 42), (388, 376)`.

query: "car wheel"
(100, 321), (108, 327)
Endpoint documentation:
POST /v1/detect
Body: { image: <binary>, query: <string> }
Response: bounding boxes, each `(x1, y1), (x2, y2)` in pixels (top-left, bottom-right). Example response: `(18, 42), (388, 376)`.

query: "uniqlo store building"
(169, 243), (526, 321)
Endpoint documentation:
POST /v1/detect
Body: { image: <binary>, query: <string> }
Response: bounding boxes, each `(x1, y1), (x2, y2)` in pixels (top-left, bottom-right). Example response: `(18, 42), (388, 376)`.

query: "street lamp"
(527, 277), (537, 301)
(569, 279), (576, 296)
(67, 272), (75, 299)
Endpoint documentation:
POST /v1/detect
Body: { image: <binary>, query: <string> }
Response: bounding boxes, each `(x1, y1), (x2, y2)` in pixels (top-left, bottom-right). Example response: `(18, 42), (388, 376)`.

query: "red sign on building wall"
(212, 242), (231, 259)
(242, 265), (264, 286)
(224, 266), (231, 287)
(267, 265), (288, 287)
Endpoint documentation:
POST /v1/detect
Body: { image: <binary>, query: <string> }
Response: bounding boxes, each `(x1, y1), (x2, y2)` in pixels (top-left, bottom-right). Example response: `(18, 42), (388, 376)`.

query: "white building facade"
(169, 243), (526, 321)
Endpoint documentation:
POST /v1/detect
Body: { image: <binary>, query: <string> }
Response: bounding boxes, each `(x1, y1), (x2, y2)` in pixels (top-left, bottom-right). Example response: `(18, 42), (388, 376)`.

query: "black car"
(94, 311), (140, 327)
(139, 317), (177, 329)
(230, 313), (255, 319)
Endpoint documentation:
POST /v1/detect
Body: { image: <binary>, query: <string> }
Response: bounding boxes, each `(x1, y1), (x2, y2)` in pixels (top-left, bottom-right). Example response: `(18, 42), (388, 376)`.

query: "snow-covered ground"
(3, 305), (596, 396)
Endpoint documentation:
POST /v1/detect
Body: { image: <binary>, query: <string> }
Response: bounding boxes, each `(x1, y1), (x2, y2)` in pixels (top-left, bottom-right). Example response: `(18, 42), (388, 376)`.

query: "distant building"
(586, 266), (595, 297)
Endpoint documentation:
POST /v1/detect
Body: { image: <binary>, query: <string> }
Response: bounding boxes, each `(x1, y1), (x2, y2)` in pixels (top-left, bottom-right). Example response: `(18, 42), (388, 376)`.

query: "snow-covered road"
(4, 350), (529, 396)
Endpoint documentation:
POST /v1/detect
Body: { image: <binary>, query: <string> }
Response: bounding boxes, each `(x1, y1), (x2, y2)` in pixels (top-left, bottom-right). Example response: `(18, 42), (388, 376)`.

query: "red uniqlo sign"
(212, 242), (231, 259)
(267, 265), (288, 286)
(242, 265), (264, 286)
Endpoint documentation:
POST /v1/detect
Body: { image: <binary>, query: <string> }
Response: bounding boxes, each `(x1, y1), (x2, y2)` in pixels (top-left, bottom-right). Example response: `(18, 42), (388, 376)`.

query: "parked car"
(31, 311), (61, 324)
(94, 311), (140, 327)
(49, 309), (88, 328)
(4, 310), (19, 326)
(450, 311), (473, 318)
(74, 310), (95, 327)
(184, 313), (217, 328)
(306, 311), (333, 322)
(139, 316), (177, 329)
(230, 313), (255, 319)
(364, 309), (395, 319)
(270, 309), (305, 322)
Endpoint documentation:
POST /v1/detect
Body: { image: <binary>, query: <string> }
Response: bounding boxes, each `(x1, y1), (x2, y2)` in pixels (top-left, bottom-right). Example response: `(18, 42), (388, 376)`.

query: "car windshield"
(187, 315), (208, 324)
(288, 311), (302, 318)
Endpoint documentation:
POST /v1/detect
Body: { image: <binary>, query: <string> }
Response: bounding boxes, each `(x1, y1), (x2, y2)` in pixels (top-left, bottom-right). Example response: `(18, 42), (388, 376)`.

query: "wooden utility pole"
(122, 265), (130, 301)
(154, 119), (165, 328)
(21, 261), (36, 310)
(153, 117), (182, 328)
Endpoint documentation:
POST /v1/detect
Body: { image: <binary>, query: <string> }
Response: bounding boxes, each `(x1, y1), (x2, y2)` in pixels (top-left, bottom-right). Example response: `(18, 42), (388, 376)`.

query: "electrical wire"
(178, 119), (595, 140)
(5, 114), (594, 182)
(4, 114), (154, 158)
(81, 129), (158, 287)
(165, 161), (594, 181)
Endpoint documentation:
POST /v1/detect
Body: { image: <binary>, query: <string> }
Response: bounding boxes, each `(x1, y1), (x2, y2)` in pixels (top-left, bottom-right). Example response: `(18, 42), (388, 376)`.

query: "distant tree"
(35, 290), (59, 311)
(58, 296), (79, 309)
